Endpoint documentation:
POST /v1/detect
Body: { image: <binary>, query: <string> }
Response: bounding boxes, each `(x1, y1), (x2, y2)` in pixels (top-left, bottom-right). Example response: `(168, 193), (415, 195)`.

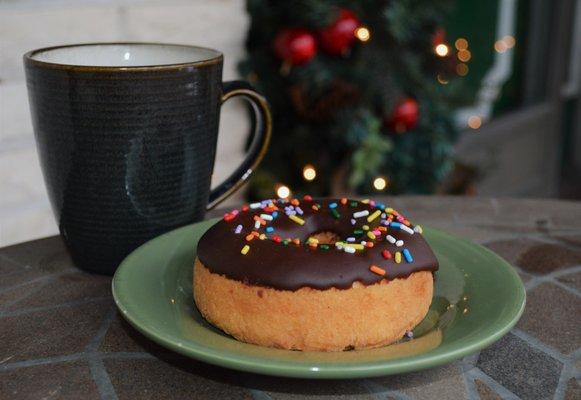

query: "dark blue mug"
(24, 43), (271, 274)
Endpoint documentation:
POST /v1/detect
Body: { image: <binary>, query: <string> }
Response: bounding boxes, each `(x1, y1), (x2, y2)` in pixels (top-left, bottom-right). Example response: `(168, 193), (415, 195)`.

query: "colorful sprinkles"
(370, 265), (386, 276)
(395, 252), (402, 264)
(289, 215), (305, 225)
(367, 210), (381, 222)
(353, 210), (369, 219)
(222, 196), (425, 279)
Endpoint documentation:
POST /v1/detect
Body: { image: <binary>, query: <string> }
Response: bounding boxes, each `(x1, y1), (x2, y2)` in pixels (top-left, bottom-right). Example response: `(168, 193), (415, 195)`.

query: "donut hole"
(308, 230), (341, 245)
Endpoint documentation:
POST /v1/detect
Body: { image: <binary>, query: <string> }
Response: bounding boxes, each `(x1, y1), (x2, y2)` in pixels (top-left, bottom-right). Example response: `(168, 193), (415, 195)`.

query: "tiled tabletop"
(1, 196), (580, 400)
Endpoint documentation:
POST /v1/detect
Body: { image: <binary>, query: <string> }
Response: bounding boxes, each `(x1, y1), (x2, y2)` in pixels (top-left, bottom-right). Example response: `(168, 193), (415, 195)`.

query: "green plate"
(112, 219), (525, 379)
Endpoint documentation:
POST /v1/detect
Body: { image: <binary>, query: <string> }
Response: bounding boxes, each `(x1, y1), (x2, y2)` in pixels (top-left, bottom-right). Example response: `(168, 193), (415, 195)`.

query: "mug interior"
(28, 43), (221, 67)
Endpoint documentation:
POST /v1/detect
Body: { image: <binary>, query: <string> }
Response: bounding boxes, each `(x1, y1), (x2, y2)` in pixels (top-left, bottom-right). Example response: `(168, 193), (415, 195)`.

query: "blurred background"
(0, 0), (580, 246)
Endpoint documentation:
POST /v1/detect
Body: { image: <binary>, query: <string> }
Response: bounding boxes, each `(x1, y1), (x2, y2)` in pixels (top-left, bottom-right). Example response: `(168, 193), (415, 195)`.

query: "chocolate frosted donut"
(194, 197), (438, 351)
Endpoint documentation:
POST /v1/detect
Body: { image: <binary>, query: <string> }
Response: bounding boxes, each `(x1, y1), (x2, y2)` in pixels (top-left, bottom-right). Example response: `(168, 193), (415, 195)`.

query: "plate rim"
(112, 221), (526, 379)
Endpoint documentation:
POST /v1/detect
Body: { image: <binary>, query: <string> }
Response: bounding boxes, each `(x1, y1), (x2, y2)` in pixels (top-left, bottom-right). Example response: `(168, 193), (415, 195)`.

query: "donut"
(194, 197), (438, 351)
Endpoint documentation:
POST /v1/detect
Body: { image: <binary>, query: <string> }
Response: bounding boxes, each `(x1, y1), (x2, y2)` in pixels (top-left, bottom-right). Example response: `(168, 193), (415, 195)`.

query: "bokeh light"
(355, 26), (371, 42)
(494, 40), (507, 53)
(302, 164), (317, 181)
(276, 184), (291, 199)
(468, 116), (482, 129)
(455, 38), (468, 50)
(503, 35), (516, 48)
(437, 74), (449, 84)
(457, 49), (471, 62)
(456, 63), (469, 76)
(435, 44), (449, 57)
(373, 177), (388, 191)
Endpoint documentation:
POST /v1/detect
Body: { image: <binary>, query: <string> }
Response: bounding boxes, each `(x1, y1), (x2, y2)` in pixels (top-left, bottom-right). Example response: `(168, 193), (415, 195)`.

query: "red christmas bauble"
(319, 9), (360, 56)
(432, 27), (446, 47)
(273, 28), (317, 66)
(389, 98), (419, 133)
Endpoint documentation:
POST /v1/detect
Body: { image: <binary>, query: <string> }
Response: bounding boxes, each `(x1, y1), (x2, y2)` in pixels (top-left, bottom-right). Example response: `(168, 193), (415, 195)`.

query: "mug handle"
(206, 80), (272, 210)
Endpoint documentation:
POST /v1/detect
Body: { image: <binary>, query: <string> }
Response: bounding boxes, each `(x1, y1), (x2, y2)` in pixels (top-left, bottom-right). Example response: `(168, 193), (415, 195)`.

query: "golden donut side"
(193, 258), (433, 351)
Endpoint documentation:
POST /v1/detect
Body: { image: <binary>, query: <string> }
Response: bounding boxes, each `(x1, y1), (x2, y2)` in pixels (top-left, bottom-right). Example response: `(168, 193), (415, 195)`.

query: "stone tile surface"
(99, 313), (145, 353)
(0, 267), (60, 291)
(546, 203), (581, 231)
(517, 283), (581, 354)
(474, 379), (502, 400)
(0, 236), (71, 272)
(0, 279), (45, 311)
(5, 271), (111, 311)
(266, 384), (373, 399)
(0, 236), (73, 289)
(486, 237), (581, 274)
(104, 358), (252, 400)
(241, 375), (373, 399)
(390, 196), (496, 224)
(518, 270), (533, 283)
(370, 362), (467, 400)
(557, 270), (581, 291)
(422, 223), (503, 243)
(0, 300), (112, 362)
(484, 238), (542, 266)
(565, 378), (581, 400)
(517, 243), (581, 274)
(497, 198), (581, 231)
(0, 254), (24, 275)
(555, 234), (581, 248)
(477, 333), (563, 400)
(100, 313), (173, 357)
(0, 197), (580, 399)
(0, 362), (100, 400)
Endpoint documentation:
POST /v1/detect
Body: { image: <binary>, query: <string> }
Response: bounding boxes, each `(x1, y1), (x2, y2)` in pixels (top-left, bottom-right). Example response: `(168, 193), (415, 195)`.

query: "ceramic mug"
(24, 43), (271, 274)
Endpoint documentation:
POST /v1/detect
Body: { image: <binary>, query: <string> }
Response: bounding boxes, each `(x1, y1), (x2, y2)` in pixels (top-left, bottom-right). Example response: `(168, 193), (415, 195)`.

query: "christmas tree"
(239, 0), (465, 199)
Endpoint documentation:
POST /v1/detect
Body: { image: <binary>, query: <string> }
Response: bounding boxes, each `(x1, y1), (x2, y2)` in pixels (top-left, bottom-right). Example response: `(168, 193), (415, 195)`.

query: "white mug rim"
(24, 42), (223, 71)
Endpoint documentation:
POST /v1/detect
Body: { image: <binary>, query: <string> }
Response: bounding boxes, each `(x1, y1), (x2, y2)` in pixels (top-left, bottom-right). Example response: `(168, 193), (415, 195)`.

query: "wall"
(0, 0), (249, 246)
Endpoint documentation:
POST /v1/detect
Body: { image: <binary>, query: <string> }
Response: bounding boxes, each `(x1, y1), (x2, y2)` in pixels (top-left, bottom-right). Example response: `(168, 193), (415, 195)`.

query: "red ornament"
(388, 98), (419, 133)
(319, 9), (360, 56)
(273, 28), (317, 66)
(432, 27), (446, 46)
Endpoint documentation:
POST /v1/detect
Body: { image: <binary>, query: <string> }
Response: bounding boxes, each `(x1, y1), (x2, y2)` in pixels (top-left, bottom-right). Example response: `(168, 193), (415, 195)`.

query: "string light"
(437, 74), (449, 84)
(373, 177), (388, 191)
(355, 26), (371, 42)
(275, 184), (291, 199)
(495, 35), (516, 53)
(468, 116), (482, 129)
(302, 164), (317, 181)
(435, 44), (449, 57)
(503, 35), (516, 48)
(456, 63), (469, 76)
(457, 49), (471, 62)
(455, 38), (468, 50)
(494, 40), (507, 53)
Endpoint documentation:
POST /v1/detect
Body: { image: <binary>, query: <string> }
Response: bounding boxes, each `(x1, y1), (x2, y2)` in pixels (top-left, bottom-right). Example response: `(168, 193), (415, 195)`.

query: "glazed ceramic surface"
(24, 43), (271, 274)
(112, 219), (526, 378)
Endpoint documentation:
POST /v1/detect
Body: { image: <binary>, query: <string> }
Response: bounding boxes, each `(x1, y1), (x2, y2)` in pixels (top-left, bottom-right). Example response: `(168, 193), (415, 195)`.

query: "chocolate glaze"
(197, 198), (438, 291)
